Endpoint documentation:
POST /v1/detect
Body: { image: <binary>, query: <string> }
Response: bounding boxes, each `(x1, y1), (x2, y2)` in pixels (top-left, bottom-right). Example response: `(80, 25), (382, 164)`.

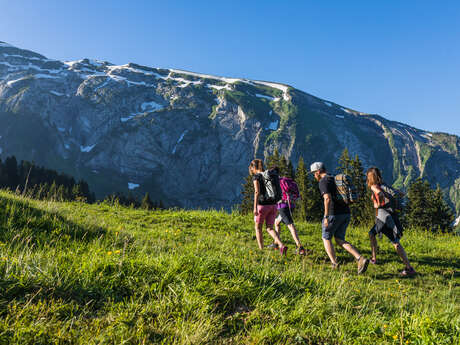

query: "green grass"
(0, 190), (458, 344)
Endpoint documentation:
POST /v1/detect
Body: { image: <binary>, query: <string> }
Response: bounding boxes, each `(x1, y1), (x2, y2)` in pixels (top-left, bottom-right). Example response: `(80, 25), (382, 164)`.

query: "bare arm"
(370, 185), (384, 208)
(253, 179), (260, 215)
(323, 193), (332, 216)
(323, 193), (332, 226)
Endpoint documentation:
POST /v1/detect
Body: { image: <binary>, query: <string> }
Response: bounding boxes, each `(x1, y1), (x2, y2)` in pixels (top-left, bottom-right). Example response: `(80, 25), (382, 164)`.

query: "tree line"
(0, 155), (163, 210)
(240, 148), (456, 233)
(0, 156), (95, 202)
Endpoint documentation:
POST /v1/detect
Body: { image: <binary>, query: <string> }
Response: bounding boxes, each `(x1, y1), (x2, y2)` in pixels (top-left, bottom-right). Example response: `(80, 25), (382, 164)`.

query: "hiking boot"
(266, 243), (279, 250)
(296, 246), (306, 255)
(400, 266), (416, 277)
(357, 256), (369, 274)
(279, 246), (288, 256)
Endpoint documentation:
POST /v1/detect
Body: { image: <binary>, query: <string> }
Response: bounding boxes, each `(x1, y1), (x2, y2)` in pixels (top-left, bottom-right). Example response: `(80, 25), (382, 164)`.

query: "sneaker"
(296, 246), (306, 255)
(357, 256), (369, 274)
(279, 246), (288, 256)
(266, 243), (279, 250)
(370, 258), (377, 265)
(400, 266), (416, 277)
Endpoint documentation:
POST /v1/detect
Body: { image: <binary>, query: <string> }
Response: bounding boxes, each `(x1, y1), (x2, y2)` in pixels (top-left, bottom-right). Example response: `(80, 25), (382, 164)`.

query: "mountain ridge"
(0, 40), (458, 213)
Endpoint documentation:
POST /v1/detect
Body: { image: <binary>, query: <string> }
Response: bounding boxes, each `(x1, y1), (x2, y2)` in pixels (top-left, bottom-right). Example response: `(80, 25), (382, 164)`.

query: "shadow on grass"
(413, 256), (460, 270)
(0, 194), (107, 245)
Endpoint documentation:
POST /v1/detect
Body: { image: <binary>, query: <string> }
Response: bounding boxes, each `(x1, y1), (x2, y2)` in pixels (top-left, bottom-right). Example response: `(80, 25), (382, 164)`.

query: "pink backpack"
(279, 177), (300, 204)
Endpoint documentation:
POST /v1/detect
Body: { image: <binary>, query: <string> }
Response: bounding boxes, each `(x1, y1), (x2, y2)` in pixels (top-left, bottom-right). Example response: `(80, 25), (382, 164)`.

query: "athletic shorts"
(276, 207), (294, 225)
(321, 214), (350, 241)
(369, 209), (402, 244)
(254, 204), (277, 226)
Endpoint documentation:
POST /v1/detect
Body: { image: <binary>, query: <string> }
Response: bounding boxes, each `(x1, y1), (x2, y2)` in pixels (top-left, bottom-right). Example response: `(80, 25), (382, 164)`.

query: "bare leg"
(266, 225), (284, 248)
(393, 242), (411, 268)
(322, 238), (338, 265)
(274, 217), (281, 238)
(335, 238), (361, 260)
(287, 224), (302, 247)
(255, 223), (264, 249)
(369, 234), (378, 261)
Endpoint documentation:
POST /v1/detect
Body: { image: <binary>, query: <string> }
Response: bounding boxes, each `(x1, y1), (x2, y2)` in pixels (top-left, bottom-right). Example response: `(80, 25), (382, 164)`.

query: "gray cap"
(310, 162), (325, 172)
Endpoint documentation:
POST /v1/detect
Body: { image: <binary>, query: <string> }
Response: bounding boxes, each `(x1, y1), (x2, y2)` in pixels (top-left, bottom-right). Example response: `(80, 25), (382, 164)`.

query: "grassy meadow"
(0, 190), (458, 344)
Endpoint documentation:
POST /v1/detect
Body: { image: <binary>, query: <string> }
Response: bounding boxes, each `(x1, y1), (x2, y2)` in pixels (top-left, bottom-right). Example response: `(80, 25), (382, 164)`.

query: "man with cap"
(310, 162), (369, 274)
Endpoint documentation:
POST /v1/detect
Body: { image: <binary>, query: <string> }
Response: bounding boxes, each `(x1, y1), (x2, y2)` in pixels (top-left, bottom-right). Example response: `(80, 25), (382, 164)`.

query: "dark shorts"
(276, 207), (294, 225)
(322, 214), (350, 241)
(369, 209), (402, 244)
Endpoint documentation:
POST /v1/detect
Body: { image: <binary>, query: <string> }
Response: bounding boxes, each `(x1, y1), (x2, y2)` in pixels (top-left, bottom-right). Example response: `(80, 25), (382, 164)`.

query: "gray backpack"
(258, 169), (282, 204)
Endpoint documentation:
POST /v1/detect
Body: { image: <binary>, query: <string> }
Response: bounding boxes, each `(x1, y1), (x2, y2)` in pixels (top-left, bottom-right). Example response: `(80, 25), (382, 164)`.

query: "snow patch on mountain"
(80, 144), (95, 152)
(172, 130), (188, 154)
(128, 182), (139, 190)
(121, 101), (164, 122)
(267, 120), (279, 130)
(207, 84), (231, 91)
(336, 115), (345, 119)
(169, 69), (244, 84)
(253, 81), (290, 101)
(256, 93), (279, 101)
(141, 101), (163, 111)
(324, 101), (332, 107)
(50, 90), (64, 96)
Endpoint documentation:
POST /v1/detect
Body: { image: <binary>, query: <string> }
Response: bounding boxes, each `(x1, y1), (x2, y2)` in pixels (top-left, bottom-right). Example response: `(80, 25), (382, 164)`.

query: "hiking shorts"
(369, 209), (402, 244)
(322, 214), (350, 241)
(275, 207), (294, 225)
(255, 204), (277, 226)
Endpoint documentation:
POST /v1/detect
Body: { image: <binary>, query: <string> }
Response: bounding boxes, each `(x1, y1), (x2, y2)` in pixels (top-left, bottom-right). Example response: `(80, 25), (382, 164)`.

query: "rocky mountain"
(0, 41), (459, 213)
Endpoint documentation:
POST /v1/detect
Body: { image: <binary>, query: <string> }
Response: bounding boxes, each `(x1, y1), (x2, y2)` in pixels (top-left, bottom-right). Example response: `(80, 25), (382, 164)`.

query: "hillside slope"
(0, 41), (459, 212)
(0, 191), (458, 344)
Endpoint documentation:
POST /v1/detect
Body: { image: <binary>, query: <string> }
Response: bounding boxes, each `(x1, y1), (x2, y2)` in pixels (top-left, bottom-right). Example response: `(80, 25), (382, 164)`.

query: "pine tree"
(305, 173), (323, 221)
(265, 148), (281, 170)
(141, 192), (154, 210)
(337, 148), (352, 176)
(240, 174), (254, 215)
(279, 156), (288, 176)
(430, 186), (455, 232)
(294, 157), (308, 221)
(349, 154), (374, 226)
(287, 160), (295, 179)
(4, 156), (19, 189)
(405, 178), (454, 232)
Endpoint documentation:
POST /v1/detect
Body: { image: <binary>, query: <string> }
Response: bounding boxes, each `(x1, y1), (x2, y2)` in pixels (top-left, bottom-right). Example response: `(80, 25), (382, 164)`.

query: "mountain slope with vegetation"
(0, 40), (458, 213)
(0, 191), (458, 344)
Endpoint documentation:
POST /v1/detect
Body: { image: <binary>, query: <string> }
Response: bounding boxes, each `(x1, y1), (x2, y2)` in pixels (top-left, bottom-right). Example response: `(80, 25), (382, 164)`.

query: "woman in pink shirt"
(249, 159), (287, 255)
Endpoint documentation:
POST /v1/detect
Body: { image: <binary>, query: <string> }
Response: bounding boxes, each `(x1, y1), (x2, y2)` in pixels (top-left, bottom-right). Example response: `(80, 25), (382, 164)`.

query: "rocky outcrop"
(0, 41), (459, 212)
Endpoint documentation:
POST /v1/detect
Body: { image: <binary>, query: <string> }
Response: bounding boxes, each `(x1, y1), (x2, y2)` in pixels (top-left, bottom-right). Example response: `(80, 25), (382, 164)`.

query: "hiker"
(310, 162), (369, 273)
(271, 175), (306, 255)
(366, 167), (416, 277)
(249, 159), (288, 255)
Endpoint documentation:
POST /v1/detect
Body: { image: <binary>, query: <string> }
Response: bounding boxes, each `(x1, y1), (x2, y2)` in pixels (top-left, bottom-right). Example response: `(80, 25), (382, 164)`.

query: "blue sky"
(1, 0), (459, 135)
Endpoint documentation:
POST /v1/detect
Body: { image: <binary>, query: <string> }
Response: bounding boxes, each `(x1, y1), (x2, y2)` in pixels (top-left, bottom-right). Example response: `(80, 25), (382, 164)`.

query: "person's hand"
(323, 217), (329, 228)
(254, 209), (259, 216)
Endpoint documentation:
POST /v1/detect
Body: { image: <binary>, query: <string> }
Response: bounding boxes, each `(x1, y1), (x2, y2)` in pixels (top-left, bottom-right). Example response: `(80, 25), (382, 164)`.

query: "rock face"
(0, 41), (459, 212)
